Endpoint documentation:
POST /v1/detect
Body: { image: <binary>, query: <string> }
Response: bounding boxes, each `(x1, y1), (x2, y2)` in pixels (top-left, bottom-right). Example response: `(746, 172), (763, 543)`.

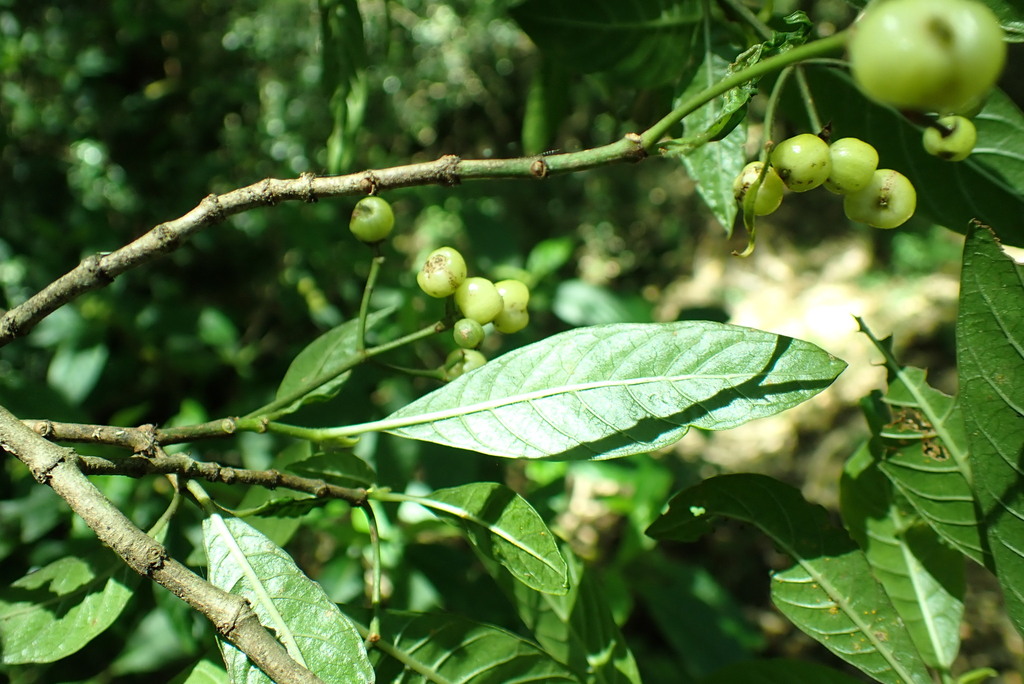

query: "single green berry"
(923, 115), (977, 161)
(771, 134), (832, 192)
(493, 279), (531, 333)
(733, 162), (785, 216)
(445, 348), (487, 380)
(824, 138), (879, 194)
(453, 318), (485, 349)
(349, 196), (395, 243)
(843, 169), (917, 229)
(848, 0), (1006, 114)
(416, 247), (467, 298)
(454, 277), (504, 325)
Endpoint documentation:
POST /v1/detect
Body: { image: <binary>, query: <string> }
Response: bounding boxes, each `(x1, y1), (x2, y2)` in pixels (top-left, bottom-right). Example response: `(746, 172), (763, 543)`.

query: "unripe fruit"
(733, 162), (785, 216)
(492, 279), (530, 334)
(848, 0), (1006, 114)
(824, 138), (879, 194)
(771, 134), (832, 192)
(454, 277), (504, 325)
(843, 169), (917, 229)
(446, 348), (487, 380)
(923, 115), (977, 161)
(417, 247), (467, 298)
(349, 196), (395, 243)
(453, 318), (485, 349)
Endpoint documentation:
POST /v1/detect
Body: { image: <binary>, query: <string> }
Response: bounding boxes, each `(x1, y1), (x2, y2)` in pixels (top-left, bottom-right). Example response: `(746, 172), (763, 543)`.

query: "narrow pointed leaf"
(0, 552), (135, 664)
(381, 321), (845, 460)
(275, 308), (393, 416)
(647, 474), (932, 684)
(843, 435), (964, 669)
(203, 514), (373, 683)
(412, 482), (568, 595)
(857, 319), (988, 566)
(351, 609), (580, 682)
(481, 545), (641, 684)
(957, 223), (1024, 636)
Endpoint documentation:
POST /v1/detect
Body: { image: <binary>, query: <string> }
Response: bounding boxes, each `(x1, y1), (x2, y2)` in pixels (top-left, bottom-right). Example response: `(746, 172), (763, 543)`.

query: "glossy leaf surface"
(382, 321), (845, 460)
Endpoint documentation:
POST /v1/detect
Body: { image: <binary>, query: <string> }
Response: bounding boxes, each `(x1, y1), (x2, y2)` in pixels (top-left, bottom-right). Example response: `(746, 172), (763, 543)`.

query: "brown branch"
(0, 404), (324, 684)
(24, 417), (243, 450)
(0, 139), (647, 349)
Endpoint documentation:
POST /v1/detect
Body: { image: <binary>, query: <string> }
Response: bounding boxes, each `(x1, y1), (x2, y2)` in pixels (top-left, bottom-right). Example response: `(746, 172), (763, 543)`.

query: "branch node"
(361, 171), (381, 195)
(529, 158), (549, 179)
(314, 482), (330, 497)
(300, 171), (318, 203)
(221, 467), (237, 484)
(438, 154), (462, 186)
(33, 420), (55, 438)
(268, 469), (283, 488)
(201, 193), (226, 222)
(82, 253), (114, 285)
(259, 179), (277, 206)
(624, 132), (648, 161)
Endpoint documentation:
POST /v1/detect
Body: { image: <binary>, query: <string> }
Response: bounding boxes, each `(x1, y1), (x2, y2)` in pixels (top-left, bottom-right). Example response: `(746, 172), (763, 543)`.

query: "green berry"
(349, 196), (395, 243)
(416, 247), (467, 298)
(445, 348), (487, 380)
(843, 169), (917, 229)
(493, 279), (530, 333)
(453, 318), (485, 349)
(771, 134), (832, 192)
(454, 277), (504, 325)
(824, 138), (879, 194)
(733, 162), (785, 216)
(923, 115), (977, 161)
(848, 0), (1006, 114)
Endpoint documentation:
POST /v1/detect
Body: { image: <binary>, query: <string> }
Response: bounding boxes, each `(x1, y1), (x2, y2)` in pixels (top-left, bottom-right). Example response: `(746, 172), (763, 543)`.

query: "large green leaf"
(274, 308), (393, 416)
(483, 545), (641, 684)
(378, 321), (845, 460)
(410, 482), (568, 595)
(957, 223), (1024, 637)
(510, 0), (702, 88)
(804, 70), (1024, 246)
(842, 436), (965, 669)
(352, 609), (580, 682)
(647, 474), (932, 684)
(856, 320), (988, 566)
(203, 514), (373, 683)
(699, 658), (866, 684)
(0, 551), (134, 664)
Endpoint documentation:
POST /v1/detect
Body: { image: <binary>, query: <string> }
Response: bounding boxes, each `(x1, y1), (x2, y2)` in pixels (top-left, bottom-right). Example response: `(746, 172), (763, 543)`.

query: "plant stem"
(357, 253), (386, 353)
(795, 67), (823, 133)
(641, 31), (847, 147)
(360, 502), (384, 645)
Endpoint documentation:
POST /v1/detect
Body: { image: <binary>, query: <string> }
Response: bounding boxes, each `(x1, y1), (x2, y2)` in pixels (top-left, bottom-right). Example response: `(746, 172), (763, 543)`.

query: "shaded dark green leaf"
(957, 223), (1024, 637)
(648, 474), (931, 683)
(699, 658), (865, 684)
(288, 449), (376, 489)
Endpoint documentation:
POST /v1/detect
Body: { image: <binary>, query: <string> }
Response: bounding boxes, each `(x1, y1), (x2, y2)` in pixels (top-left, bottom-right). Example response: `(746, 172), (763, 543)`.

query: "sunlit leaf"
(173, 659), (230, 684)
(957, 223), (1024, 637)
(647, 474), (932, 683)
(203, 514), (373, 683)
(412, 482), (568, 595)
(380, 321), (845, 460)
(0, 552), (135, 664)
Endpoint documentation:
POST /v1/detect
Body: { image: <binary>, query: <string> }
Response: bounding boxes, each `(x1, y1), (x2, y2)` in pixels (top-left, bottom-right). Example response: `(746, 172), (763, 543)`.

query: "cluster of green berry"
(417, 245), (532, 378)
(348, 195), (531, 379)
(733, 134), (916, 229)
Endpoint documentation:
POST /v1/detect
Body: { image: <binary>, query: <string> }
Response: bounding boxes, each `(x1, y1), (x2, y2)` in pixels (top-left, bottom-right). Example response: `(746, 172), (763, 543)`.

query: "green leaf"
(510, 0), (702, 88)
(321, 0), (369, 173)
(842, 436), (965, 669)
(805, 70), (1024, 246)
(275, 308), (393, 416)
(352, 609), (580, 682)
(699, 658), (866, 684)
(957, 223), (1024, 637)
(411, 482), (568, 595)
(856, 320), (988, 566)
(675, 35), (751, 234)
(230, 496), (331, 518)
(485, 545), (642, 684)
(288, 450), (376, 489)
(380, 321), (845, 460)
(203, 514), (373, 683)
(521, 58), (571, 156)
(0, 552), (135, 664)
(647, 474), (932, 684)
(173, 659), (230, 684)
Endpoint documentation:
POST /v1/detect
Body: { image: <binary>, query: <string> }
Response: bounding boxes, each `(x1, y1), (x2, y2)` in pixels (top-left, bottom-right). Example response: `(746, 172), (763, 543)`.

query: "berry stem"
(640, 31), (847, 147)
(357, 253), (386, 353)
